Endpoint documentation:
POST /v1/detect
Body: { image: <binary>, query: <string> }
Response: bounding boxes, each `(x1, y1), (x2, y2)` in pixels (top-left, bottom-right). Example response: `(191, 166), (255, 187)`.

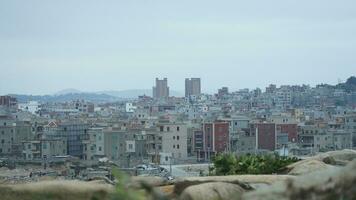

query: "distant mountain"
(99, 89), (184, 98)
(9, 88), (185, 103)
(100, 89), (152, 98)
(55, 88), (82, 95)
(10, 93), (122, 103)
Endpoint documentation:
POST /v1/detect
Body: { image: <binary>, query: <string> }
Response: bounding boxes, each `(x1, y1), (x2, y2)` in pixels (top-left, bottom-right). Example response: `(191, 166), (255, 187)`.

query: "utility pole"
(169, 155), (172, 175)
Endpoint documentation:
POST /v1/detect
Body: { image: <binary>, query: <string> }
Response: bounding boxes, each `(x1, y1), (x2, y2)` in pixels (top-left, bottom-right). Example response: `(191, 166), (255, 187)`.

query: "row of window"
(160, 126), (180, 132)
(0, 148), (11, 153)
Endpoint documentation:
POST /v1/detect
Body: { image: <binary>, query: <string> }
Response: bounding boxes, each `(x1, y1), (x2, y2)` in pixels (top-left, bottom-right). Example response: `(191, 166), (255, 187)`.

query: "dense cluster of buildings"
(1, 77), (356, 168)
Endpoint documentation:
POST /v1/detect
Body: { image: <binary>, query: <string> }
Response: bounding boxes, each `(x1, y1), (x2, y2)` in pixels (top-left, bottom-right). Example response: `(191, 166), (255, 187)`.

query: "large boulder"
(286, 159), (336, 175)
(314, 149), (356, 165)
(130, 176), (170, 188)
(0, 180), (113, 200)
(174, 175), (294, 195)
(180, 182), (245, 200)
(242, 160), (356, 200)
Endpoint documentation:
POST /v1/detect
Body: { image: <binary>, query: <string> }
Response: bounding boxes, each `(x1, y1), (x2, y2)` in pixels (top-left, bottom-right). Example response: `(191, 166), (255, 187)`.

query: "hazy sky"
(0, 0), (355, 95)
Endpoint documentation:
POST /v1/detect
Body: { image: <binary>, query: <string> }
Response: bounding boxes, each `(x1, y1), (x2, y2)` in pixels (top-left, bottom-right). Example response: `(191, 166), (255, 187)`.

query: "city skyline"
(1, 75), (355, 96)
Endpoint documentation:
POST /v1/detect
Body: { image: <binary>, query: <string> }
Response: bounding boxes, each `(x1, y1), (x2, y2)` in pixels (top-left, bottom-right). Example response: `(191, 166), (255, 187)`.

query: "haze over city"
(2, 1), (356, 200)
(1, 0), (356, 95)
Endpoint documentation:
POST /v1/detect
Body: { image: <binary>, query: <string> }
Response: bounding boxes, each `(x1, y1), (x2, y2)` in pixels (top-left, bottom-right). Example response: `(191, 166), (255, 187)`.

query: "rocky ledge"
(0, 150), (355, 200)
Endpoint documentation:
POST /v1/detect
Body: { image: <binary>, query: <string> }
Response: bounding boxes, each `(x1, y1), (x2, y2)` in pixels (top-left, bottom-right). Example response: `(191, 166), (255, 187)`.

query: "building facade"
(153, 78), (169, 99)
(185, 78), (201, 97)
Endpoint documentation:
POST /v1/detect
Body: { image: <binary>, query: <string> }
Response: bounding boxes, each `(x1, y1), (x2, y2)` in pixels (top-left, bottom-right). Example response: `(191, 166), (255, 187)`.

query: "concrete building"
(185, 78), (201, 97)
(103, 128), (126, 161)
(345, 113), (356, 149)
(266, 84), (277, 94)
(157, 122), (188, 164)
(18, 101), (41, 115)
(23, 138), (67, 161)
(297, 124), (351, 154)
(236, 129), (256, 154)
(45, 121), (89, 159)
(0, 116), (32, 157)
(0, 96), (17, 109)
(275, 86), (292, 109)
(125, 102), (137, 113)
(82, 128), (105, 161)
(152, 78), (169, 99)
(73, 100), (94, 113)
(217, 87), (229, 97)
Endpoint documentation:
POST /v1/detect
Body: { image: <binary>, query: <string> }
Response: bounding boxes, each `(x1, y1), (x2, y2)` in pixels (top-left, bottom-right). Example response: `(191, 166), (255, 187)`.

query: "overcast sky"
(0, 0), (355, 95)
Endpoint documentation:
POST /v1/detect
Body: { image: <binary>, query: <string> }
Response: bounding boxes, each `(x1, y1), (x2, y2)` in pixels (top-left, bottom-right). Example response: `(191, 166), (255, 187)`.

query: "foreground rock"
(130, 176), (170, 188)
(174, 175), (294, 195)
(242, 160), (356, 200)
(313, 149), (356, 165)
(286, 159), (336, 175)
(180, 182), (245, 200)
(0, 180), (114, 200)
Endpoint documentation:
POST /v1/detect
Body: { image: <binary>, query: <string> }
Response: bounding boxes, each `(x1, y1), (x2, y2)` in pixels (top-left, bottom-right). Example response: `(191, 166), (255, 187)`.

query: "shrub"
(211, 153), (299, 175)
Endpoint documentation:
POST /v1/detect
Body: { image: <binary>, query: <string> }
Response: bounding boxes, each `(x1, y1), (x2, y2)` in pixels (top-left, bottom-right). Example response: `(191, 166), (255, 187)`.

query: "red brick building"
(277, 124), (298, 142)
(198, 122), (229, 161)
(251, 123), (276, 151)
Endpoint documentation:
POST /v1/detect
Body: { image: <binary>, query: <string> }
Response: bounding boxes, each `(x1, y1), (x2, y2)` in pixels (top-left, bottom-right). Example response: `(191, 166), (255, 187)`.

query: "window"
(160, 126), (164, 132)
(99, 147), (102, 151)
(43, 143), (47, 149)
(173, 136), (175, 140)
(173, 145), (175, 149)
(129, 144), (133, 149)
(177, 144), (180, 149)
(177, 126), (180, 131)
(167, 127), (170, 132)
(177, 136), (180, 140)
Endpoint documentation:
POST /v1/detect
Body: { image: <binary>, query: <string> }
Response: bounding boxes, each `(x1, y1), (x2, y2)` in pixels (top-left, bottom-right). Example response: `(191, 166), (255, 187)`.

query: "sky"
(0, 0), (355, 95)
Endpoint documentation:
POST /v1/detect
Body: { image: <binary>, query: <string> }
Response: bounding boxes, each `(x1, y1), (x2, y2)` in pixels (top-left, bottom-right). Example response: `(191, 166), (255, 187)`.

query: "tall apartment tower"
(185, 78), (201, 97)
(152, 78), (169, 99)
